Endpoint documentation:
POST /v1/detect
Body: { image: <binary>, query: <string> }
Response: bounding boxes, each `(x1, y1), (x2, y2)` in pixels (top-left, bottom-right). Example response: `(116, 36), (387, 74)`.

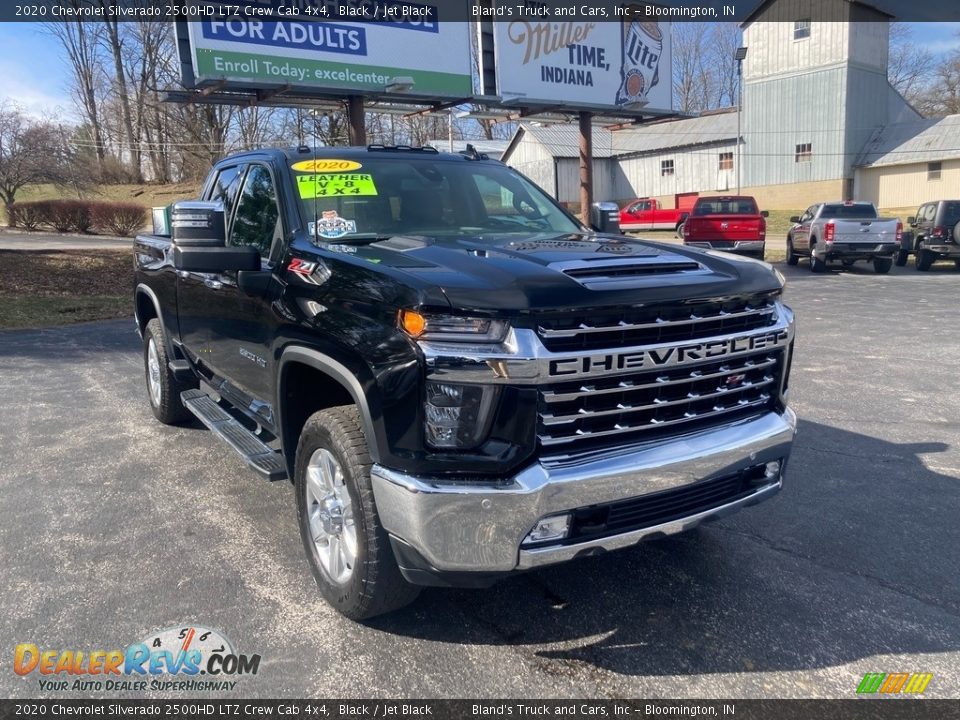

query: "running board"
(181, 389), (287, 481)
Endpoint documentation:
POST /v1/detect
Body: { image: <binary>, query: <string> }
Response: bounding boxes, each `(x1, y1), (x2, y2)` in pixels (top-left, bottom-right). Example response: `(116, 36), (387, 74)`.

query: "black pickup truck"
(134, 145), (797, 619)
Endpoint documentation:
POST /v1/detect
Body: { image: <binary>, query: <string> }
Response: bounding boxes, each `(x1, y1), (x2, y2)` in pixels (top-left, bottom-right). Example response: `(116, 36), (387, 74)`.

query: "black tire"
(143, 318), (193, 425)
(895, 248), (909, 267)
(915, 247), (934, 272)
(873, 257), (893, 274)
(675, 221), (685, 239)
(752, 249), (765, 262)
(786, 236), (799, 266)
(954, 259), (960, 270)
(295, 406), (419, 620)
(810, 245), (827, 273)
(842, 259), (855, 268)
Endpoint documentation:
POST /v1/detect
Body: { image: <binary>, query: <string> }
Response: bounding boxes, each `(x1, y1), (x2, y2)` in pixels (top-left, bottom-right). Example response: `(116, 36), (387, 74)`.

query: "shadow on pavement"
(373, 419), (958, 677)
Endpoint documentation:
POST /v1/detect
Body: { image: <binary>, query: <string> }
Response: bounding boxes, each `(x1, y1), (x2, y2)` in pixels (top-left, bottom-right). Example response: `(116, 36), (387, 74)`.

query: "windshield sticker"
(309, 211), (357, 240)
(291, 159), (362, 173)
(296, 173), (378, 199)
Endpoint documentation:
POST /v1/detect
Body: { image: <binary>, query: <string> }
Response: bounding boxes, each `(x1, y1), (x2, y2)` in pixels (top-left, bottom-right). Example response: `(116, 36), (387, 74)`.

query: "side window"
(207, 165), (244, 218)
(230, 165), (280, 257)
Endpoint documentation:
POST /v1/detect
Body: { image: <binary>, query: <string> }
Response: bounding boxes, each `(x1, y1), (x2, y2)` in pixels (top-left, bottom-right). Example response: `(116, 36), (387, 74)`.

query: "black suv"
(896, 200), (960, 270)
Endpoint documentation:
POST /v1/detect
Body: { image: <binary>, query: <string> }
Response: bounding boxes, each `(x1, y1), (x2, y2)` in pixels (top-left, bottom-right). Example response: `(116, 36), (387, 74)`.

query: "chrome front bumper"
(371, 407), (796, 575)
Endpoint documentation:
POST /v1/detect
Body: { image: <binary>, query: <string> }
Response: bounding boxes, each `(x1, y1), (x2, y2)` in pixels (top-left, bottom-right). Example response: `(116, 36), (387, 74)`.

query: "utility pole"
(347, 96), (366, 146)
(735, 46), (748, 194)
(579, 111), (593, 222)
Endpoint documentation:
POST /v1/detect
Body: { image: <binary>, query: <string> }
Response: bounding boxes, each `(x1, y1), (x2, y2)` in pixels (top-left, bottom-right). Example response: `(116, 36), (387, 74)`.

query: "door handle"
(203, 278), (223, 290)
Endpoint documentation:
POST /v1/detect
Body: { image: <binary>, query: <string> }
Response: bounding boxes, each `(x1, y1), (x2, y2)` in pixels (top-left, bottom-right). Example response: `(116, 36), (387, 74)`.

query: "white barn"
(501, 0), (934, 211)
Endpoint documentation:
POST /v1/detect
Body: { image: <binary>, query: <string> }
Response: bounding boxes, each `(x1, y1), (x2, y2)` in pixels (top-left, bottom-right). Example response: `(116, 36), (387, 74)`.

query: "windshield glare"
(294, 157), (581, 241)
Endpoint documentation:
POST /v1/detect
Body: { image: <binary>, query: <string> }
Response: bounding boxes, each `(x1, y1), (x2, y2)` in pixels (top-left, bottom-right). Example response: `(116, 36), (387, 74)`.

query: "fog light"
(522, 514), (572, 546)
(764, 460), (782, 479)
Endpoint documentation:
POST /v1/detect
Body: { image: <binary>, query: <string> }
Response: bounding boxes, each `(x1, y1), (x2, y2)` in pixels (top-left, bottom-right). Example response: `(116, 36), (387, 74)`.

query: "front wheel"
(295, 406), (419, 620)
(143, 319), (193, 425)
(873, 257), (893, 274)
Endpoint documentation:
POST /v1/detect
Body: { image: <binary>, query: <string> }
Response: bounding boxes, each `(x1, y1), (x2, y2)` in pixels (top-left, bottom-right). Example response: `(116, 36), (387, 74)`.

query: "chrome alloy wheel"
(305, 449), (357, 585)
(146, 338), (162, 408)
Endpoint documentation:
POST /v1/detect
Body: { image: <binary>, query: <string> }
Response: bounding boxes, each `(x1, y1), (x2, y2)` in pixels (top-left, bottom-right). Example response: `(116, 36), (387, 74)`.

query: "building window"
(794, 20), (811, 40)
(661, 159), (674, 177)
(928, 161), (942, 180)
(719, 152), (734, 171)
(795, 143), (813, 163)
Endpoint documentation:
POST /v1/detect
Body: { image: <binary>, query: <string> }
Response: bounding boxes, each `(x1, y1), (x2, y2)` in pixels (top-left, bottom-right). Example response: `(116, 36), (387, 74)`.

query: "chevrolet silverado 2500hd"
(134, 146), (797, 619)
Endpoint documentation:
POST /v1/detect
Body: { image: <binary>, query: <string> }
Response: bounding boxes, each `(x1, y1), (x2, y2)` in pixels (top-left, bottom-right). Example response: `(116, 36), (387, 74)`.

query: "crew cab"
(619, 198), (688, 237)
(896, 200), (960, 270)
(786, 201), (902, 274)
(682, 196), (768, 260)
(133, 146), (796, 620)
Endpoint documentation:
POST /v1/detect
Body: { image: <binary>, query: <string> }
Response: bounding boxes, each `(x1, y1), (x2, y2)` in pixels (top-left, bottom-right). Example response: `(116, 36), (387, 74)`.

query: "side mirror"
(760, 210), (769, 218)
(237, 270), (276, 297)
(789, 216), (801, 224)
(907, 216), (916, 225)
(171, 201), (226, 247)
(174, 246), (261, 273)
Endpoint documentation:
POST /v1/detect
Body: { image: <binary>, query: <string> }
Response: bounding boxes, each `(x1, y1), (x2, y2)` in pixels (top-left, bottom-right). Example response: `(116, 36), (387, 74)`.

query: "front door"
(202, 163), (283, 414)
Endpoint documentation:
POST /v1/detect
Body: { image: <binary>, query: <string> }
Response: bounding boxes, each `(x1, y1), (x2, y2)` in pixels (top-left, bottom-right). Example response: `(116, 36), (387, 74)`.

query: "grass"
(0, 250), (132, 330)
(16, 182), (201, 208)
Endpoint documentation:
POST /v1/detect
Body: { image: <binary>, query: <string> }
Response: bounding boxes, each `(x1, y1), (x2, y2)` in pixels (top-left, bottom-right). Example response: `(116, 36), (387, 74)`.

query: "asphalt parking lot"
(1, 258), (959, 699)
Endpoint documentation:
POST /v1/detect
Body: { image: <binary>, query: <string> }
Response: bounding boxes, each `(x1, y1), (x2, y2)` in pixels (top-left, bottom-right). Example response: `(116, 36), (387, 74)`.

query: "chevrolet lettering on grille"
(548, 328), (790, 377)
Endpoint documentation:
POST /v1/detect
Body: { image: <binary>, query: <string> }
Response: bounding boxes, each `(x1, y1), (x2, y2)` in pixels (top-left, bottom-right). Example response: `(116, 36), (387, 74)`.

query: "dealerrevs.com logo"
(14, 626), (260, 692)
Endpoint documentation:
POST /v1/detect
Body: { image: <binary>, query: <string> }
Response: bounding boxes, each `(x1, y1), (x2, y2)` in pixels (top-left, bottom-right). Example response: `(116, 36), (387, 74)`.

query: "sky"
(0, 21), (958, 121)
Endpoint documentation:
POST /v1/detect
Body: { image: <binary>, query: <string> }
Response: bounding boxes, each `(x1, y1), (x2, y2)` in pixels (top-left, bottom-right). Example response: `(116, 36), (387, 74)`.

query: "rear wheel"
(895, 248), (909, 266)
(675, 221), (685, 239)
(873, 257), (893, 274)
(143, 319), (193, 425)
(915, 246), (934, 271)
(786, 236), (799, 266)
(810, 244), (827, 273)
(295, 406), (419, 620)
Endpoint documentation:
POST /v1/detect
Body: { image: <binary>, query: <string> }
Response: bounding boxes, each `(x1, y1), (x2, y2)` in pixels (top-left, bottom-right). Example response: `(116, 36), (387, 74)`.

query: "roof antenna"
(460, 143), (487, 161)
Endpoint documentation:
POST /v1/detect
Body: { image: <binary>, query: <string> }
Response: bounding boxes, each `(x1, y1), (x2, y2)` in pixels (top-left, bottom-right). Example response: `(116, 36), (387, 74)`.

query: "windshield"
(820, 203), (878, 219)
(692, 198), (758, 215)
(292, 156), (581, 242)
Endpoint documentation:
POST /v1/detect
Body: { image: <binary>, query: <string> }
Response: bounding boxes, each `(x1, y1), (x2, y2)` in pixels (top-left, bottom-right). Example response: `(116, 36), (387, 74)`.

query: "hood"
(309, 232), (782, 314)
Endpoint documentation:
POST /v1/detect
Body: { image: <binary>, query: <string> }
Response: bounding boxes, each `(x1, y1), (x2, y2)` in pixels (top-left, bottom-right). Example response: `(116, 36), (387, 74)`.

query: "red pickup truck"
(682, 195), (769, 260)
(619, 198), (688, 236)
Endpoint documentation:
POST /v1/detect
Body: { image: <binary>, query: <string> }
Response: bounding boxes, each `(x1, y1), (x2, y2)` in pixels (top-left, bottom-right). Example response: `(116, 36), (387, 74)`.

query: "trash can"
(590, 202), (621, 234)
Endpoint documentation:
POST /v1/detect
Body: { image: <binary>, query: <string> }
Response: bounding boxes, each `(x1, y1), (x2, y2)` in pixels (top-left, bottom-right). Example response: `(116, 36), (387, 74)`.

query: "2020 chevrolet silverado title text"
(134, 146), (797, 619)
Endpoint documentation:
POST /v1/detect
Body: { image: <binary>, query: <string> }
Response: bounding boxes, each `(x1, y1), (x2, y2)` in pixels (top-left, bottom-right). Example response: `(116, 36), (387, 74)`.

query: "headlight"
(399, 309), (508, 343)
(424, 382), (499, 449)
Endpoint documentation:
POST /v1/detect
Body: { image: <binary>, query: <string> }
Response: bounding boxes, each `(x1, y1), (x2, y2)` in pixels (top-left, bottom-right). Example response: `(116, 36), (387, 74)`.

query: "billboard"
(489, 7), (672, 112)
(182, 8), (472, 100)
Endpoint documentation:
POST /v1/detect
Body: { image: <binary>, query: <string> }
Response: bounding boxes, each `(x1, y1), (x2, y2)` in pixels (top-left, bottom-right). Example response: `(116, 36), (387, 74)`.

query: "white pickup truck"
(786, 201), (902, 274)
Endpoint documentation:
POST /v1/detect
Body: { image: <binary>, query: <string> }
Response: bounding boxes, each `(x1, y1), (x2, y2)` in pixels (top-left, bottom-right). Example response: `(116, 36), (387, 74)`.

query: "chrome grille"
(538, 350), (784, 450)
(536, 292), (779, 352)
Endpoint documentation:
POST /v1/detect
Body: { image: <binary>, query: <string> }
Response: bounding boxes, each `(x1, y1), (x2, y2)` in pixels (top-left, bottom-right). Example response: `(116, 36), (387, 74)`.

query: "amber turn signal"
(399, 309), (427, 337)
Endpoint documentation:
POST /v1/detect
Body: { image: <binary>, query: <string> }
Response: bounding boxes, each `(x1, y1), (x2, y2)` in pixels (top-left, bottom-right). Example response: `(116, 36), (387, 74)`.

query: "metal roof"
(856, 115), (960, 168)
(508, 109), (738, 161)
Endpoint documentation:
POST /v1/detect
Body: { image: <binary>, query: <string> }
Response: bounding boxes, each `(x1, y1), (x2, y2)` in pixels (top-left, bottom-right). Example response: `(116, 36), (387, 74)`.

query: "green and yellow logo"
(856, 672), (933, 694)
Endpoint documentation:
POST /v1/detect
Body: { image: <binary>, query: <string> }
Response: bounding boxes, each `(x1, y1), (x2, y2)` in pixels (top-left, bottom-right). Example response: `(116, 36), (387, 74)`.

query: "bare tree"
(43, 8), (107, 174)
(101, 11), (142, 182)
(888, 22), (934, 108)
(913, 50), (960, 118)
(709, 23), (743, 109)
(672, 23), (714, 113)
(0, 105), (84, 218)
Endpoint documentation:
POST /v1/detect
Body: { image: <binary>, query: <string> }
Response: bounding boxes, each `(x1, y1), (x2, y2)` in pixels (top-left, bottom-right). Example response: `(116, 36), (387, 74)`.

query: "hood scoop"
(554, 256), (705, 289)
